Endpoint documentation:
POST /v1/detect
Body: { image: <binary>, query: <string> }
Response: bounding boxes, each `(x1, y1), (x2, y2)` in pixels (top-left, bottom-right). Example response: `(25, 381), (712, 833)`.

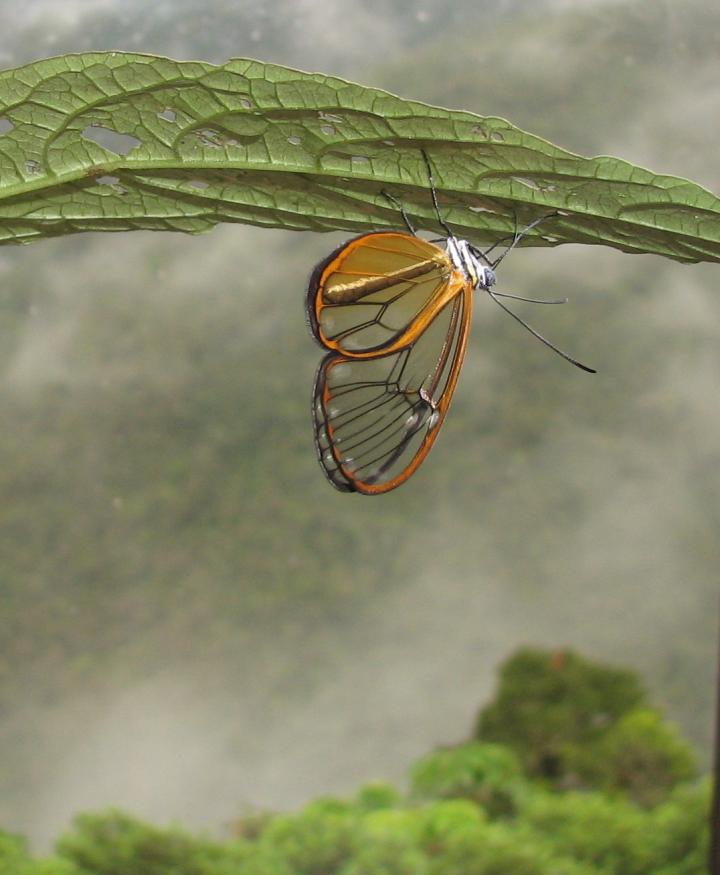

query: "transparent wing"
(307, 231), (462, 356)
(312, 286), (472, 494)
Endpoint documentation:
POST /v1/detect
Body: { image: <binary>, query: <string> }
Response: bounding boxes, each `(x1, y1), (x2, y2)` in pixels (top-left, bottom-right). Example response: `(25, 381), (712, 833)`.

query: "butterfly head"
(447, 238), (496, 291)
(475, 261), (496, 291)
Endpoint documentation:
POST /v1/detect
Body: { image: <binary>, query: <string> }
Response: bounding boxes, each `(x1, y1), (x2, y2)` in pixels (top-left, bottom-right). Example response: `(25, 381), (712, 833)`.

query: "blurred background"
(0, 0), (718, 851)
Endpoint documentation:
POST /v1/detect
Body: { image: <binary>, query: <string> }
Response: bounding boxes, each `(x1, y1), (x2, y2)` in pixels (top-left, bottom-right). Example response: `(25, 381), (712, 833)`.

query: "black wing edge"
(311, 351), (356, 493)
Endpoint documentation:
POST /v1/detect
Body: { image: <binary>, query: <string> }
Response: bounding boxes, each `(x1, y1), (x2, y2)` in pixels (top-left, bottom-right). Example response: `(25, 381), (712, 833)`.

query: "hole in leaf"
(189, 179), (210, 189)
(197, 129), (223, 147)
(94, 174), (127, 194)
(0, 117), (13, 134)
(469, 206), (495, 214)
(81, 125), (141, 156)
(320, 125), (335, 136)
(25, 159), (41, 174)
(158, 108), (176, 122)
(240, 98), (252, 109)
(512, 176), (540, 190)
(491, 131), (505, 142)
(351, 155), (370, 165)
(320, 112), (343, 124)
(287, 136), (302, 146)
(382, 140), (395, 146)
(471, 124), (488, 137)
(543, 236), (560, 243)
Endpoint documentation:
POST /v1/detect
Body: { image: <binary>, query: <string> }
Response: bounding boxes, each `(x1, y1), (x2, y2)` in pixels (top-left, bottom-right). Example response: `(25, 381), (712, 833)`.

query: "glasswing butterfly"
(307, 153), (593, 495)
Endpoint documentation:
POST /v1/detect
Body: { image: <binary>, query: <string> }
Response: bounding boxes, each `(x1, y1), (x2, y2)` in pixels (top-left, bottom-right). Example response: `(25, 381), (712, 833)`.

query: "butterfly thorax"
(445, 237), (496, 291)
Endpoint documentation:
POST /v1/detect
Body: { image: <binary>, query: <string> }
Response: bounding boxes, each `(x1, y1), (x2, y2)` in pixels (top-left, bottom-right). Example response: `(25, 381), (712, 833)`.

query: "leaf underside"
(0, 52), (718, 263)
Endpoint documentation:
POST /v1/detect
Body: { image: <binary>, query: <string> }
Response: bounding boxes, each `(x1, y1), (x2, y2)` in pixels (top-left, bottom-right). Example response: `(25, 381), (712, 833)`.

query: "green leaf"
(0, 51), (718, 263)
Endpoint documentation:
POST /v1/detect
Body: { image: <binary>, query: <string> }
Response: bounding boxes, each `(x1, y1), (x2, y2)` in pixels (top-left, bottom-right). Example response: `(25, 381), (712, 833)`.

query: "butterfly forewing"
(308, 231), (461, 356)
(313, 286), (472, 494)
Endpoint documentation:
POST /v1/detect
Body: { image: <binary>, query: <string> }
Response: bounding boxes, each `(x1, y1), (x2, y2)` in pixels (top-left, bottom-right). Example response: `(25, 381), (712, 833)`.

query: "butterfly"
(306, 154), (594, 495)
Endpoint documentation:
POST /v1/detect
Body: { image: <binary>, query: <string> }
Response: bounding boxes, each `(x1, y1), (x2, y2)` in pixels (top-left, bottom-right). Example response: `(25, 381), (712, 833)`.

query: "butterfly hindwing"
(312, 286), (472, 494)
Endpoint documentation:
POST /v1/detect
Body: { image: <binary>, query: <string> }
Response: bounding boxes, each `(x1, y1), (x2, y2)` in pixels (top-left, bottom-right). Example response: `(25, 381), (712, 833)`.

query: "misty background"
(1, 0), (718, 851)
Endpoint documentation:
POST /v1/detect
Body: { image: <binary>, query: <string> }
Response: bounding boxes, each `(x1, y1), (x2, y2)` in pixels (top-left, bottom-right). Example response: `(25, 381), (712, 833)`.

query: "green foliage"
(410, 742), (524, 816)
(475, 650), (699, 807)
(255, 799), (356, 875)
(0, 831), (29, 867)
(56, 810), (248, 875)
(345, 808), (428, 875)
(0, 829), (82, 874)
(13, 680), (707, 875)
(647, 782), (711, 875)
(520, 782), (711, 875)
(354, 782), (402, 812)
(2, 650), (708, 874)
(421, 820), (598, 875)
(520, 791), (655, 875)
(1, 53), (720, 261)
(476, 649), (646, 783)
(4, 750), (708, 875)
(28, 784), (706, 875)
(589, 709), (698, 806)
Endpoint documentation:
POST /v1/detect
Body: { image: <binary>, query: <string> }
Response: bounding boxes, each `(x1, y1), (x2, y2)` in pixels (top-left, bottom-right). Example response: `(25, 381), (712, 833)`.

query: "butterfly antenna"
(381, 189), (416, 235)
(490, 212), (559, 269)
(488, 291), (596, 373)
(492, 291), (567, 305)
(486, 211), (519, 263)
(420, 149), (455, 239)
